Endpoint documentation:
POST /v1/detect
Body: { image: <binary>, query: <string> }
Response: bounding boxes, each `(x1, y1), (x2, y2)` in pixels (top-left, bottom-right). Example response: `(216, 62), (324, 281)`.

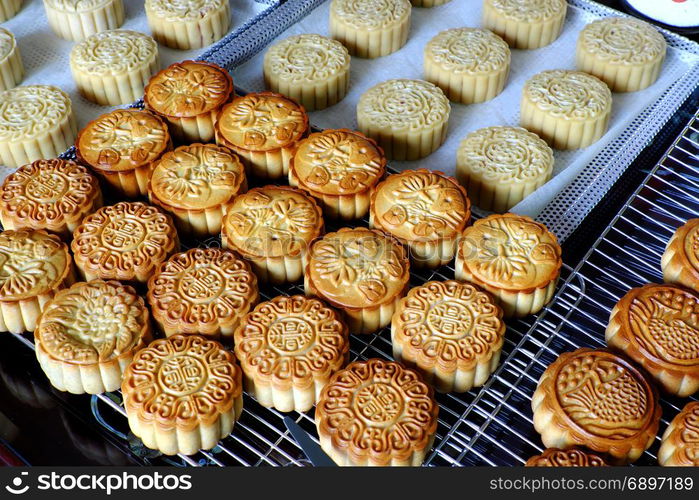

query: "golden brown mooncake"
(305, 227), (410, 335)
(0, 159), (102, 239)
(147, 248), (259, 341)
(658, 401), (699, 466)
(532, 348), (662, 464)
(71, 202), (179, 284)
(525, 448), (608, 467)
(520, 69), (612, 150)
(234, 295), (349, 412)
(576, 17), (666, 93)
(289, 129), (386, 220)
(482, 0), (567, 50)
(606, 283), (699, 397)
(76, 109), (171, 198)
(662, 218), (699, 293)
(145, 0), (230, 50)
(43, 0), (125, 41)
(0, 27), (24, 91)
(34, 280), (152, 394)
(455, 213), (562, 317)
(221, 186), (324, 284)
(370, 169), (470, 268)
(148, 143), (247, 237)
(214, 91), (309, 179)
(0, 230), (75, 334)
(144, 60), (233, 143)
(315, 358), (438, 466)
(122, 334), (243, 456)
(392, 280), (505, 393)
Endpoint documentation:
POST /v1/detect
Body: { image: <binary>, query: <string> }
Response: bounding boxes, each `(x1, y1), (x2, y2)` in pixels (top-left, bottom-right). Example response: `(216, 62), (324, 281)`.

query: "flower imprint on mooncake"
(71, 30), (158, 75)
(146, 0), (228, 20)
(45, 0), (113, 11)
(265, 34), (349, 84)
(331, 0), (410, 30)
(523, 70), (611, 120)
(0, 85), (72, 142)
(487, 0), (565, 21)
(580, 17), (666, 65)
(426, 28), (510, 74)
(526, 448), (608, 467)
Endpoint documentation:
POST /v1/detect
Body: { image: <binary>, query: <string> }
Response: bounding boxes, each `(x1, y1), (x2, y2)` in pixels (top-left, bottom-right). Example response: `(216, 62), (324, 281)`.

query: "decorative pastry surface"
(523, 70), (611, 120)
(144, 61), (232, 118)
(71, 30), (158, 75)
(372, 170), (469, 242)
(659, 402), (699, 466)
(357, 79), (450, 132)
(264, 34), (349, 84)
(71, 202), (177, 278)
(150, 144), (244, 210)
(0, 159), (99, 228)
(122, 334), (242, 428)
(0, 230), (70, 301)
(223, 186), (323, 258)
(292, 130), (385, 196)
(485, 0), (566, 21)
(425, 28), (510, 74)
(36, 281), (148, 364)
(393, 280), (504, 370)
(0, 28), (16, 61)
(0, 85), (72, 142)
(235, 295), (349, 384)
(526, 448), (608, 467)
(215, 92), (307, 152)
(147, 248), (258, 331)
(579, 17), (666, 65)
(145, 0), (228, 21)
(458, 214), (562, 291)
(44, 0), (112, 10)
(457, 127), (553, 183)
(330, 0), (411, 30)
(76, 109), (169, 172)
(316, 359), (438, 462)
(306, 227), (409, 309)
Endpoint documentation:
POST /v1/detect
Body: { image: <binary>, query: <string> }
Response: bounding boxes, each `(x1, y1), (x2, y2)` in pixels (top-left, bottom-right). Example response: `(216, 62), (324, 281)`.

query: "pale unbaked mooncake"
(0, 28), (23, 91)
(482, 0), (567, 50)
(577, 16), (666, 93)
(357, 79), (450, 160)
(264, 34), (350, 112)
(520, 69), (612, 150)
(145, 0), (230, 50)
(661, 219), (699, 293)
(424, 28), (510, 104)
(658, 402), (699, 466)
(43, 0), (125, 41)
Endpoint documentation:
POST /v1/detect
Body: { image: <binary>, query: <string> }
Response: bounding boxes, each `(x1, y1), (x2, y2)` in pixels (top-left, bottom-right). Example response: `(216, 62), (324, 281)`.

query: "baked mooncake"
(0, 230), (75, 334)
(0, 0), (21, 22)
(305, 227), (410, 334)
(34, 280), (151, 394)
(424, 28), (510, 104)
(392, 280), (505, 392)
(0, 159), (102, 239)
(122, 334), (243, 456)
(456, 126), (554, 212)
(76, 109), (171, 198)
(521, 70), (612, 150)
(371, 169), (470, 268)
(235, 295), (349, 412)
(71, 202), (179, 284)
(658, 402), (699, 466)
(315, 358), (438, 466)
(525, 448), (608, 467)
(482, 0), (567, 49)
(148, 143), (247, 237)
(606, 283), (699, 397)
(214, 92), (309, 179)
(221, 186), (324, 284)
(357, 79), (450, 160)
(532, 348), (661, 464)
(577, 17), (666, 93)
(0, 28), (23, 91)
(70, 30), (160, 106)
(289, 129), (386, 220)
(145, 0), (230, 50)
(43, 0), (125, 41)
(0, 85), (77, 168)
(329, 0), (411, 58)
(455, 213), (561, 317)
(662, 218), (699, 293)
(264, 34), (350, 111)
(144, 60), (233, 143)
(147, 248), (259, 341)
